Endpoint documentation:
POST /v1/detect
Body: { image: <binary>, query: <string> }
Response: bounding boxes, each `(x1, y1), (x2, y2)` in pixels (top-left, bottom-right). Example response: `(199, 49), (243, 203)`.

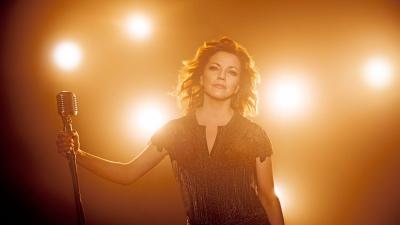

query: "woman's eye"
(209, 65), (219, 71)
(229, 71), (238, 76)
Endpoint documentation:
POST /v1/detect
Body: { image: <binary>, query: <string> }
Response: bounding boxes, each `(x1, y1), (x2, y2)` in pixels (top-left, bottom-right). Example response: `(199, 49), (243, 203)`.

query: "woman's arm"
(57, 130), (168, 185)
(256, 156), (285, 225)
(76, 144), (167, 185)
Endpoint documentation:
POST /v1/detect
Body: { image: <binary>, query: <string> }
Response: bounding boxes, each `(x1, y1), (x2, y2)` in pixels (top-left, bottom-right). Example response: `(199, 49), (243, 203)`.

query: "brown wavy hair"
(173, 37), (260, 117)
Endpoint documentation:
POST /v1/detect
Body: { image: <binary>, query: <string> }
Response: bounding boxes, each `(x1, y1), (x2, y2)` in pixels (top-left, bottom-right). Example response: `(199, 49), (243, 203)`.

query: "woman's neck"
(195, 95), (234, 126)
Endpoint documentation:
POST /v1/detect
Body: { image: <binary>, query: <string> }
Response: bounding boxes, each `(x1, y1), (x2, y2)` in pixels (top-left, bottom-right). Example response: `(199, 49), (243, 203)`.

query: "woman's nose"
(217, 70), (226, 80)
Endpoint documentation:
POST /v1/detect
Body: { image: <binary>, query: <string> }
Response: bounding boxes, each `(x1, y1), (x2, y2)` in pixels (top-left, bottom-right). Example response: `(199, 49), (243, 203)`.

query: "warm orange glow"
(53, 41), (82, 71)
(5, 1), (399, 225)
(363, 57), (393, 89)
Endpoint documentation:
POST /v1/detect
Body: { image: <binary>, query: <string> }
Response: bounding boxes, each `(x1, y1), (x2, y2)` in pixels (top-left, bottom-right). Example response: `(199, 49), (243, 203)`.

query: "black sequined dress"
(149, 110), (273, 225)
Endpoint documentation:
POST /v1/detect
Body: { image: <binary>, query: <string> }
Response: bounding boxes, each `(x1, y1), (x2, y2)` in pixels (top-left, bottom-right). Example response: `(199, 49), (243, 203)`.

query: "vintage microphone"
(56, 91), (86, 225)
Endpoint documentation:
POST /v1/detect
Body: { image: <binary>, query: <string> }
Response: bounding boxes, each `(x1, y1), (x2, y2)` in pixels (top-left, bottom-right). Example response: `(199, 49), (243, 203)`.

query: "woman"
(57, 37), (285, 225)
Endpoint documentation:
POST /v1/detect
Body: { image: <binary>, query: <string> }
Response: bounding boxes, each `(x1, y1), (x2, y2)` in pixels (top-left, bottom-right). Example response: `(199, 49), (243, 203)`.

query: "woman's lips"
(212, 84), (226, 89)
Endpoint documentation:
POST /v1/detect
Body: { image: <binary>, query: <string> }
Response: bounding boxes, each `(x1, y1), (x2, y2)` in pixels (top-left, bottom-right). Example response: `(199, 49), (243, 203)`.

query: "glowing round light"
(53, 41), (82, 71)
(363, 57), (393, 89)
(128, 103), (167, 139)
(125, 14), (152, 40)
(274, 183), (289, 212)
(267, 74), (311, 118)
(274, 184), (283, 201)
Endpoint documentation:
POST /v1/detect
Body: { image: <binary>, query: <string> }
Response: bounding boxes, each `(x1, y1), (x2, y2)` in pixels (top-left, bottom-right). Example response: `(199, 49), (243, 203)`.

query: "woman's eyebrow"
(209, 62), (239, 70)
(228, 66), (239, 70)
(209, 62), (221, 66)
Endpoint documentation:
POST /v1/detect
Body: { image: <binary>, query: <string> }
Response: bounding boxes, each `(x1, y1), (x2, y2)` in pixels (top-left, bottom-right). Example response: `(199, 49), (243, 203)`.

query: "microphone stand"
(62, 115), (86, 225)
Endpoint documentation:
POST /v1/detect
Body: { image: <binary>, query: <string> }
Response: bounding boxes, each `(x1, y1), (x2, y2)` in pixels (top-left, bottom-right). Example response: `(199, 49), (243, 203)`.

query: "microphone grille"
(56, 91), (78, 116)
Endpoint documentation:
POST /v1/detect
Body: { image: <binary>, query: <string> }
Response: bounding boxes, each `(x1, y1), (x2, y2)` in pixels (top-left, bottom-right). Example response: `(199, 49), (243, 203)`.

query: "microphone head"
(57, 91), (78, 117)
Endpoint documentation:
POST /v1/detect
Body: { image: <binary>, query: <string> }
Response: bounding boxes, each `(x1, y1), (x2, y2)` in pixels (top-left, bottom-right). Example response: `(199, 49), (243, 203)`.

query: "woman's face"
(200, 51), (241, 101)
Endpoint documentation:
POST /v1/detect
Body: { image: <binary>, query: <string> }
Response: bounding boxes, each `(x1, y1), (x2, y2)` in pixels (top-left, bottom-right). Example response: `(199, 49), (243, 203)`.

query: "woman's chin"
(205, 92), (233, 101)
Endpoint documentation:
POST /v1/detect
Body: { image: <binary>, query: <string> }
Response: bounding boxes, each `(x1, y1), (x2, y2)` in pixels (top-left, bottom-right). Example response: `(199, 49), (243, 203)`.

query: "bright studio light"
(274, 185), (283, 200)
(129, 103), (167, 138)
(53, 41), (82, 71)
(363, 57), (393, 89)
(274, 183), (288, 211)
(267, 74), (311, 118)
(125, 14), (152, 40)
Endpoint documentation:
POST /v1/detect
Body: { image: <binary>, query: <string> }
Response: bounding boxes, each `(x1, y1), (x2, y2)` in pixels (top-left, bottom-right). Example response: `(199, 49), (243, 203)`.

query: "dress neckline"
(190, 109), (237, 129)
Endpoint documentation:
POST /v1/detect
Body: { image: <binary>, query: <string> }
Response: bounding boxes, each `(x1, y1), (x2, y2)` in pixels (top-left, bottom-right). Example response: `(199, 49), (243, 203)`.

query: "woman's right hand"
(56, 130), (80, 158)
(55, 129), (169, 185)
